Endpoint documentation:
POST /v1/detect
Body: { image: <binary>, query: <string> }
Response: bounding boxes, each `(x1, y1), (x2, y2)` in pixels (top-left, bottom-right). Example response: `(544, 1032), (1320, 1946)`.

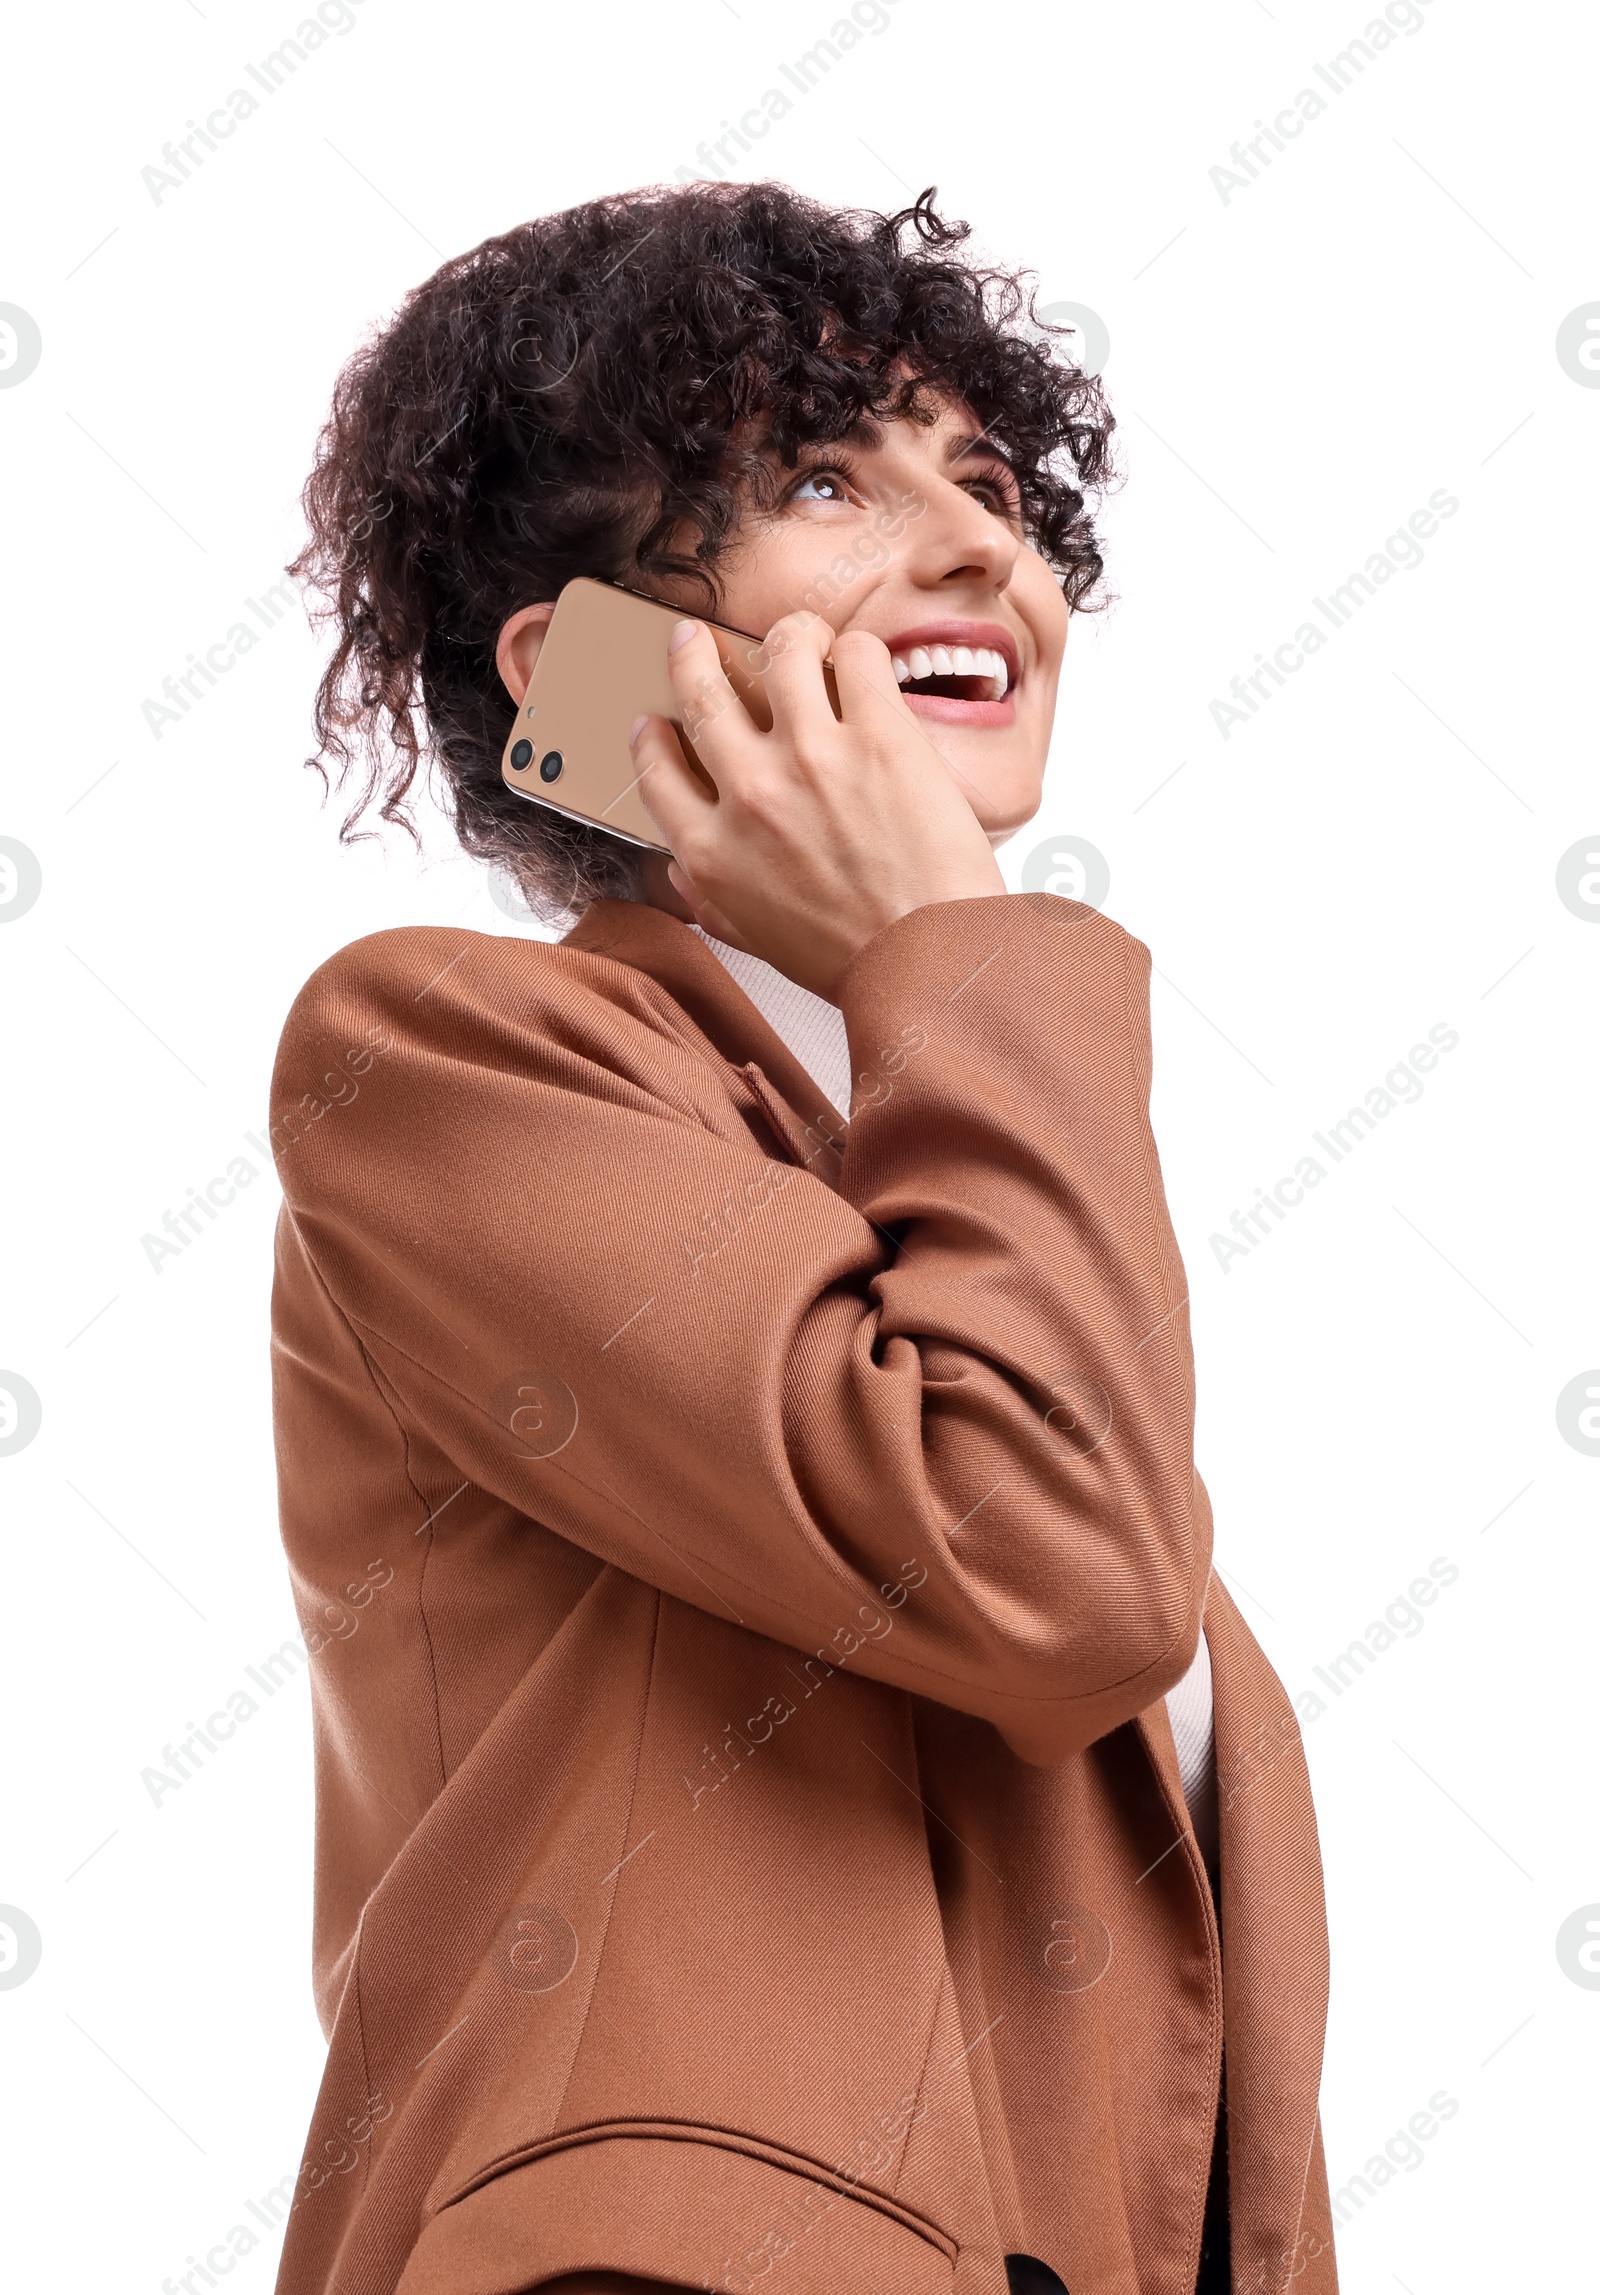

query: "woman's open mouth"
(884, 625), (1019, 725)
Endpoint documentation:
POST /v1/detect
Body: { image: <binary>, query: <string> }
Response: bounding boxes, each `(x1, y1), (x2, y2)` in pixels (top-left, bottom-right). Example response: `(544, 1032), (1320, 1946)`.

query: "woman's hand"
(631, 611), (1005, 1000)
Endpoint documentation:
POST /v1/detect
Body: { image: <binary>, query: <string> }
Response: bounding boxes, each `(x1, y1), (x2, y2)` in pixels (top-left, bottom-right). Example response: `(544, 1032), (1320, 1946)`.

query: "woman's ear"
(495, 602), (558, 705)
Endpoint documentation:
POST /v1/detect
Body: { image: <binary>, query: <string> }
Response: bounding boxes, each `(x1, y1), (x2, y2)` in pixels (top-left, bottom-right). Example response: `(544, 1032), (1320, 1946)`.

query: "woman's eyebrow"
(808, 417), (881, 452)
(947, 433), (1024, 501)
(947, 430), (1017, 471)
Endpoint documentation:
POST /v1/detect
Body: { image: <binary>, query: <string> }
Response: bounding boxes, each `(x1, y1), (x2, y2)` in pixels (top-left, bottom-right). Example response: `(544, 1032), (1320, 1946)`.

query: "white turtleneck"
(693, 927), (1218, 1863)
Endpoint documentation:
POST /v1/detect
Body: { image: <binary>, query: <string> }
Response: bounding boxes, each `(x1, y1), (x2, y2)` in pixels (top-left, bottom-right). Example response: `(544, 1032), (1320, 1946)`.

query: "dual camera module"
(510, 740), (563, 784)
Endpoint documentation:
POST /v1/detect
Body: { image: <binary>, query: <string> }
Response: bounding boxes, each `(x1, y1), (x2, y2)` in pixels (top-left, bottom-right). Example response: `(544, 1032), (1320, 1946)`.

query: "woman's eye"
(790, 469), (851, 504)
(966, 476), (1019, 518)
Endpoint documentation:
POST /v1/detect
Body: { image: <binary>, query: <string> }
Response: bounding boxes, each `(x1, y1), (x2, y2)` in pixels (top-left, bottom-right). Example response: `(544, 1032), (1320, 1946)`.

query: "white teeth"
(890, 642), (1013, 697)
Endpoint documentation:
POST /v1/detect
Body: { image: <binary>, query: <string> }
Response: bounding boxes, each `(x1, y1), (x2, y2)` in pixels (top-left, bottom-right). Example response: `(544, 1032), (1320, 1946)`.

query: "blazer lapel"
(563, 898), (850, 1178)
(1205, 1578), (1335, 2291)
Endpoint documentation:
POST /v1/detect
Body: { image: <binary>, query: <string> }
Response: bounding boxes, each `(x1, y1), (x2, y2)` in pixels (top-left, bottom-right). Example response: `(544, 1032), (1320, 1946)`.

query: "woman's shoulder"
(276, 922), (668, 1063)
(268, 924), (708, 1203)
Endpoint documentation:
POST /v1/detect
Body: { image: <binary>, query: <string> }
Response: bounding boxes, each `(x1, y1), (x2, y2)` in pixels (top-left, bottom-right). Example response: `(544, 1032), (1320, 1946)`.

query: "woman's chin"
(938, 758), (1046, 846)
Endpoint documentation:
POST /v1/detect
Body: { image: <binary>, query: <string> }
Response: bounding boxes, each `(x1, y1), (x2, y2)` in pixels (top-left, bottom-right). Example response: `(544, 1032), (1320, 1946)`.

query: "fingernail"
(628, 714), (649, 744)
(668, 619), (699, 654)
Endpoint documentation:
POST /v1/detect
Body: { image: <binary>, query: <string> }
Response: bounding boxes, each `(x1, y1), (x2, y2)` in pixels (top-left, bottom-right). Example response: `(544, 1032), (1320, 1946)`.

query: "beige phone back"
(499, 578), (781, 853)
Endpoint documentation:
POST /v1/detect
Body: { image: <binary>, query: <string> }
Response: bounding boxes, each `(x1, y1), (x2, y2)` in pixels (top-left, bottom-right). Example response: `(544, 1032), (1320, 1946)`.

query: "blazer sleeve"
(269, 894), (1209, 1766)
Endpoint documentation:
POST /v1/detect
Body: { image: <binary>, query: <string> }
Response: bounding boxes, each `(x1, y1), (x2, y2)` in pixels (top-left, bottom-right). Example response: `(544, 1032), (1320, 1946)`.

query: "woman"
(269, 181), (1336, 2295)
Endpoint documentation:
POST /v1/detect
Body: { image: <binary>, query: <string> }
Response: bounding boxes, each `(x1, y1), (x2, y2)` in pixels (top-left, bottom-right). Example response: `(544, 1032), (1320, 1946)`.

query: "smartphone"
(499, 577), (835, 852)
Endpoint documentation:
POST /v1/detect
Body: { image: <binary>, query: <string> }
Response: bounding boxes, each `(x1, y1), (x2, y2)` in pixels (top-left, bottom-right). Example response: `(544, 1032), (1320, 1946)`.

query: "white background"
(1, 0), (1595, 2287)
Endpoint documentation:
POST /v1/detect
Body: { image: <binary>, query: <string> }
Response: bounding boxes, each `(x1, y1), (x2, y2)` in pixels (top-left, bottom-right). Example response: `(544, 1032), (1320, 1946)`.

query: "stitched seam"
(354, 1335), (451, 1797)
(889, 1956), (949, 2205)
(548, 1588), (664, 2129)
(438, 2118), (957, 2257)
(289, 1218), (450, 1796)
(348, 1900), (376, 2204)
(1278, 2112), (1324, 2295)
(1174, 1823), (1224, 2286)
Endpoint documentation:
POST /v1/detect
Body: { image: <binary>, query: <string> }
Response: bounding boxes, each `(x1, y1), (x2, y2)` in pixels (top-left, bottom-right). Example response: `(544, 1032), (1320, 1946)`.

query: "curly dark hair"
(291, 179), (1116, 921)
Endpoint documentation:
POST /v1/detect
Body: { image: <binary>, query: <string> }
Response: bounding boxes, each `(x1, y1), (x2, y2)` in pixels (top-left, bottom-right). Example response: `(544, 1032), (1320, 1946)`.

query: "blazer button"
(1005, 2256), (1070, 2295)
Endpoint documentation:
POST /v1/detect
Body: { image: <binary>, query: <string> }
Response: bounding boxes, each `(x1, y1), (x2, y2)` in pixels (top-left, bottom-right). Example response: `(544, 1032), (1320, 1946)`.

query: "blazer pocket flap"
(396, 2128), (957, 2295)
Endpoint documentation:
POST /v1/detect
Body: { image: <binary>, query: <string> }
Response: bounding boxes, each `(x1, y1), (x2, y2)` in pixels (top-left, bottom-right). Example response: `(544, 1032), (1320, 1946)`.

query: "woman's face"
(689, 397), (1068, 844)
(497, 393), (1070, 849)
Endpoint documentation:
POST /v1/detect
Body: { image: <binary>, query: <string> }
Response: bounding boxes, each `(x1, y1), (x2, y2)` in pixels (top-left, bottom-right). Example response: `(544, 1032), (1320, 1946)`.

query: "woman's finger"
(828, 623), (981, 802)
(754, 610), (841, 761)
(827, 625), (910, 725)
(663, 618), (764, 785)
(630, 710), (716, 853)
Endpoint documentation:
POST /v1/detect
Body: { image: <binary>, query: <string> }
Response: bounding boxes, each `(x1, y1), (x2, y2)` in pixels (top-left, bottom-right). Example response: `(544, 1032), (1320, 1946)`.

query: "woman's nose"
(904, 476), (1019, 594)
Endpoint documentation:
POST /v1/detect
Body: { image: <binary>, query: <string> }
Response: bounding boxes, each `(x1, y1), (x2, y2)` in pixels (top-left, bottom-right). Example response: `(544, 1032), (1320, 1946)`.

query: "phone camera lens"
(539, 751), (564, 783)
(510, 739), (533, 770)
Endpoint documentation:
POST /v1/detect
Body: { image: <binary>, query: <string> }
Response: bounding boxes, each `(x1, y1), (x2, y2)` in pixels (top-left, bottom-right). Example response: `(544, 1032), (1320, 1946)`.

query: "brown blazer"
(267, 893), (1337, 2295)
